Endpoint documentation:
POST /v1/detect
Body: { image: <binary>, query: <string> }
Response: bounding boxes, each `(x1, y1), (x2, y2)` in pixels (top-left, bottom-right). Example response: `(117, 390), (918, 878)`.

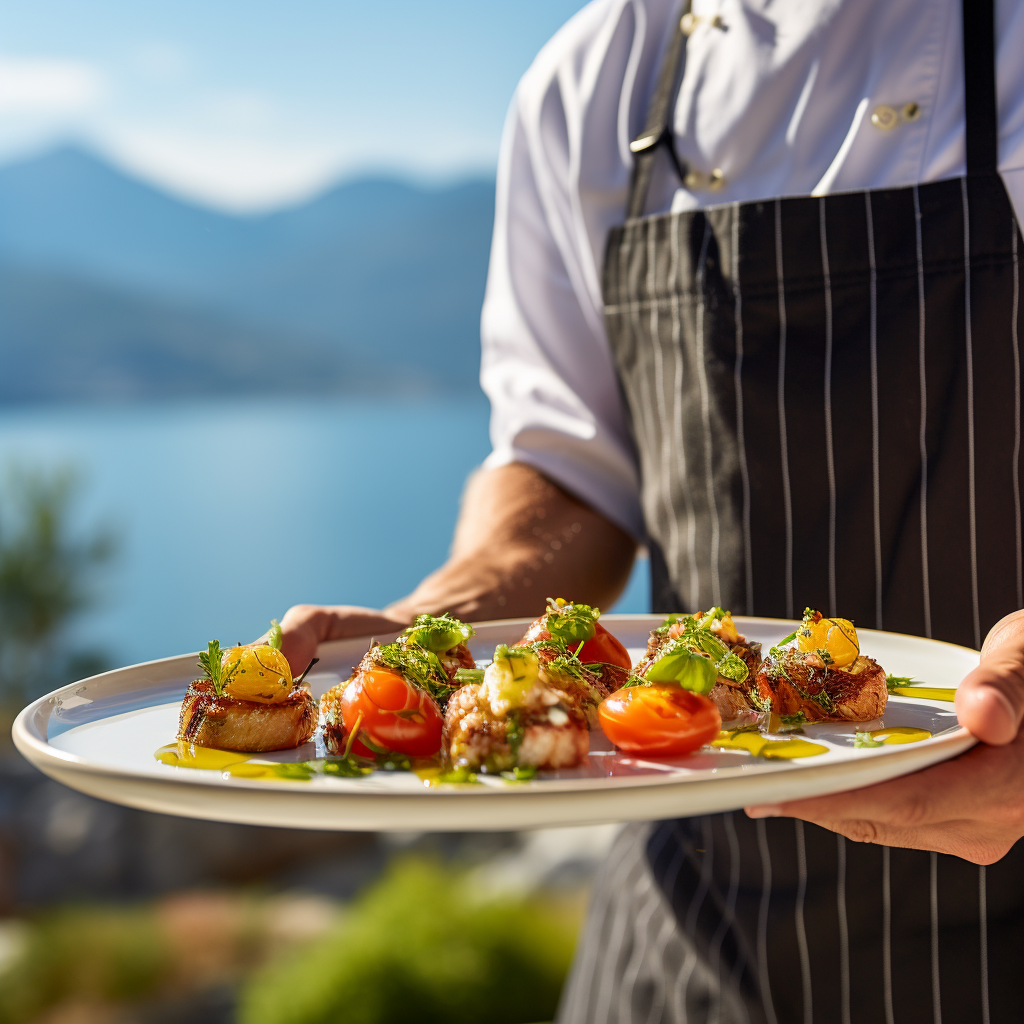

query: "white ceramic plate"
(12, 616), (977, 831)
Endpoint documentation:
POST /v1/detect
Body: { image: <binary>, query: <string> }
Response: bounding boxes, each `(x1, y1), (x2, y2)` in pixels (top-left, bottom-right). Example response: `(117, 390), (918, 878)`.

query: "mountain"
(0, 263), (357, 403)
(0, 146), (496, 401)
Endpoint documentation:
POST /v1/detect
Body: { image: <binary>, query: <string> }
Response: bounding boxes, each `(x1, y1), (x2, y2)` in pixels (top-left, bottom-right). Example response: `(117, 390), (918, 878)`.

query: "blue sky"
(0, 0), (589, 210)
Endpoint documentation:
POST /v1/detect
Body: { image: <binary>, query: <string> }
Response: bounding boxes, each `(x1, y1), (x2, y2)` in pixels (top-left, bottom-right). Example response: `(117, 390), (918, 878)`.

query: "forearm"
(386, 462), (637, 622)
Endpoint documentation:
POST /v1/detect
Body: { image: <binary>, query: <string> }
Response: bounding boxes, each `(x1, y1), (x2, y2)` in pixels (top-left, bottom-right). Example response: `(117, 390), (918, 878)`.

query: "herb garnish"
(505, 709), (525, 755)
(544, 598), (599, 644)
(373, 642), (451, 701)
(198, 640), (241, 697)
(268, 619), (283, 650)
(454, 667), (485, 685)
(886, 674), (916, 692)
(854, 731), (883, 748)
(401, 613), (474, 653)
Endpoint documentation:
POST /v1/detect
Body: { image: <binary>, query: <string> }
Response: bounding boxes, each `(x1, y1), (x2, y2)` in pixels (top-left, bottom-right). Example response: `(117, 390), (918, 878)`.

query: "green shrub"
(0, 905), (168, 1024)
(239, 859), (578, 1024)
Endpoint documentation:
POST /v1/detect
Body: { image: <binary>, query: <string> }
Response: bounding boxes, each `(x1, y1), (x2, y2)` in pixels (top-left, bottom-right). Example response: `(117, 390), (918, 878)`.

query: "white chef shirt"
(481, 0), (1024, 542)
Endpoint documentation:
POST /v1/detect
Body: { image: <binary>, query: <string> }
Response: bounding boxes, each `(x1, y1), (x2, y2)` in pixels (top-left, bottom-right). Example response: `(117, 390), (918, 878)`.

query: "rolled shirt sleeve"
(480, 2), (652, 542)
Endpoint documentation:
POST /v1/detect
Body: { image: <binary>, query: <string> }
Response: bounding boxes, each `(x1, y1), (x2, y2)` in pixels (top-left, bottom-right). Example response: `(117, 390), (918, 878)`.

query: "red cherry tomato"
(578, 623), (632, 672)
(598, 683), (722, 756)
(340, 668), (443, 758)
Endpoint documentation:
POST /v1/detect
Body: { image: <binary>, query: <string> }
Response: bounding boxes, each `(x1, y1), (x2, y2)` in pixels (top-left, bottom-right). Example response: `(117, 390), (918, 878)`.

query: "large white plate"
(12, 616), (977, 831)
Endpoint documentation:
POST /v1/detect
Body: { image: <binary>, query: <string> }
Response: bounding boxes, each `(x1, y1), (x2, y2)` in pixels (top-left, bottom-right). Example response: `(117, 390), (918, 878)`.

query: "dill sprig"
(373, 642), (451, 701)
(198, 640), (242, 697)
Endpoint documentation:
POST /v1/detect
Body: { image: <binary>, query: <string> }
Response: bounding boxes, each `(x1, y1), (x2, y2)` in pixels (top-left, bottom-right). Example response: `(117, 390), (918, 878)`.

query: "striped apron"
(558, 2), (1024, 1022)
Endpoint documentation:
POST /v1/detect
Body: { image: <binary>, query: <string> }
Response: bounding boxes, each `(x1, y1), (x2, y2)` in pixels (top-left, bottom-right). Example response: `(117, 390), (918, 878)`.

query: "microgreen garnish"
(373, 642), (451, 700)
(454, 667), (485, 685)
(500, 766), (538, 782)
(401, 612), (474, 653)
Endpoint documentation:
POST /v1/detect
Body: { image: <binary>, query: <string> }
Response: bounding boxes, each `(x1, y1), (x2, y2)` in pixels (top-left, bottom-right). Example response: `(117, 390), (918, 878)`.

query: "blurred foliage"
(0, 465), (116, 705)
(0, 862), (579, 1024)
(239, 858), (578, 1024)
(0, 905), (167, 1024)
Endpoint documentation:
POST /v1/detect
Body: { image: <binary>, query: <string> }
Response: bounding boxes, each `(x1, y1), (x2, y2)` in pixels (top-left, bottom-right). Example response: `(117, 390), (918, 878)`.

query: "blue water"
(0, 396), (649, 667)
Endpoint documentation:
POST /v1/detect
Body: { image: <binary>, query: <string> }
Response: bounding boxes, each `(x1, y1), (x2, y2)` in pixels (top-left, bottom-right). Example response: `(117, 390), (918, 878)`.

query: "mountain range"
(0, 146), (496, 402)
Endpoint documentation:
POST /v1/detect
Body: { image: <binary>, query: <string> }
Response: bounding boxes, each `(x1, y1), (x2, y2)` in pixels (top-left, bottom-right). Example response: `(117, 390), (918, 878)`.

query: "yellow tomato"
(797, 614), (859, 669)
(222, 644), (294, 703)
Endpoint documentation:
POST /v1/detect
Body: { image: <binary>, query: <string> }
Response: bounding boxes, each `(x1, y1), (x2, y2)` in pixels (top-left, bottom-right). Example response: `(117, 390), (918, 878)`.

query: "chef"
(280, 1), (1024, 1021)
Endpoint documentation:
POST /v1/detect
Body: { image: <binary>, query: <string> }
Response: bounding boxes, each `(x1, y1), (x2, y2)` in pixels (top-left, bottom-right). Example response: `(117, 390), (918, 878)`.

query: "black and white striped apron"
(558, 2), (1024, 1022)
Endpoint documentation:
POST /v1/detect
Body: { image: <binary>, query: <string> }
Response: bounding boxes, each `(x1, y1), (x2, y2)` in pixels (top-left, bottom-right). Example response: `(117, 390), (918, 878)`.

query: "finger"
(755, 814), (1012, 864)
(956, 610), (1024, 745)
(746, 741), (993, 828)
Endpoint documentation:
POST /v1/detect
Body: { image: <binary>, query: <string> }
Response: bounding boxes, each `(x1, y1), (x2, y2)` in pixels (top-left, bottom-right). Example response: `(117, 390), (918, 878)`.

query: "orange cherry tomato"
(340, 668), (443, 758)
(578, 623), (632, 672)
(598, 684), (722, 757)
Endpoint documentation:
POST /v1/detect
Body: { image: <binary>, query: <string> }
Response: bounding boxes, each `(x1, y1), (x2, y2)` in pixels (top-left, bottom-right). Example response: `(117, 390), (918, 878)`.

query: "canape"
(178, 625), (316, 752)
(752, 609), (887, 721)
(444, 644), (589, 772)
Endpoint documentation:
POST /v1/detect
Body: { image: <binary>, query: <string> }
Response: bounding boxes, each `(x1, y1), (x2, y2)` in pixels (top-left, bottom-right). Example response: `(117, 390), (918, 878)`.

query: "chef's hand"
(270, 604), (410, 677)
(746, 610), (1024, 864)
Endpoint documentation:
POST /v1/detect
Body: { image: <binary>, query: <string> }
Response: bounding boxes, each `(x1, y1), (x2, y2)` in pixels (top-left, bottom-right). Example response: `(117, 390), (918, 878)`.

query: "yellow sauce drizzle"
(890, 686), (956, 702)
(712, 731), (828, 759)
(867, 726), (931, 745)
(154, 743), (252, 770)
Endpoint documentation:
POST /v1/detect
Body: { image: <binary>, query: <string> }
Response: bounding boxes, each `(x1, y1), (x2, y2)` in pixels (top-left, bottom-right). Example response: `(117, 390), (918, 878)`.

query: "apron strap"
(963, 0), (998, 176)
(625, 2), (692, 220)
(625, 0), (999, 217)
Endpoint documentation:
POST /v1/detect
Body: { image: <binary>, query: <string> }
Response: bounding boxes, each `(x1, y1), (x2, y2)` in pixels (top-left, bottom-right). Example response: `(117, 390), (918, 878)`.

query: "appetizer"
(178, 622), (316, 752)
(752, 609), (887, 721)
(444, 644), (589, 772)
(521, 598), (632, 692)
(637, 608), (760, 721)
(320, 641), (450, 759)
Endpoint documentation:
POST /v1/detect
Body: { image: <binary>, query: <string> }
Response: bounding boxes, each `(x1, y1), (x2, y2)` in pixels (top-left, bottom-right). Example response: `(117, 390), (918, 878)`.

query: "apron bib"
(558, 2), (1024, 1022)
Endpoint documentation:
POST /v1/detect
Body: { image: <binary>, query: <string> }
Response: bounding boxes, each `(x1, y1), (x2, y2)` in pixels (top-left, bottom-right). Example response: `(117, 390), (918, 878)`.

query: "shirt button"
(902, 102), (921, 122)
(871, 105), (899, 131)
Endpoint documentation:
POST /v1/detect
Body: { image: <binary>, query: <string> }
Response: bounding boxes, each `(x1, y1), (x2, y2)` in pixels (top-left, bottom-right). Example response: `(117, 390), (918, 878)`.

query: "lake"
(0, 395), (649, 668)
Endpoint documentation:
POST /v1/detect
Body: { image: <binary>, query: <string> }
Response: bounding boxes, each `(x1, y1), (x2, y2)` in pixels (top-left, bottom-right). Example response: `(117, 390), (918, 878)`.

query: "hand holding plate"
(746, 609), (1024, 864)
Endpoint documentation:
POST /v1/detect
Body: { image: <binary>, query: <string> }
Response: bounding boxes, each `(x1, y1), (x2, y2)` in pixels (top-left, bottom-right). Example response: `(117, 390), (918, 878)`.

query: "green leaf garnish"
(544, 599), (599, 644)
(401, 613), (474, 653)
(886, 674), (916, 692)
(268, 619), (283, 650)
(854, 731), (883, 748)
(454, 667), (485, 685)
(500, 766), (538, 782)
(645, 644), (718, 695)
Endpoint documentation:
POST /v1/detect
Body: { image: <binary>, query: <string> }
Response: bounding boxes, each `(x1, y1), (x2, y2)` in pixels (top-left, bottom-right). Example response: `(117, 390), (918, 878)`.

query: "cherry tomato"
(578, 623), (632, 672)
(598, 683), (722, 756)
(340, 668), (443, 758)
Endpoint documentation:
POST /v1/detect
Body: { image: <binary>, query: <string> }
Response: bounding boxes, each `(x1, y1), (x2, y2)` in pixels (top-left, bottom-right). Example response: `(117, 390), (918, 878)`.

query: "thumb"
(955, 610), (1024, 745)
